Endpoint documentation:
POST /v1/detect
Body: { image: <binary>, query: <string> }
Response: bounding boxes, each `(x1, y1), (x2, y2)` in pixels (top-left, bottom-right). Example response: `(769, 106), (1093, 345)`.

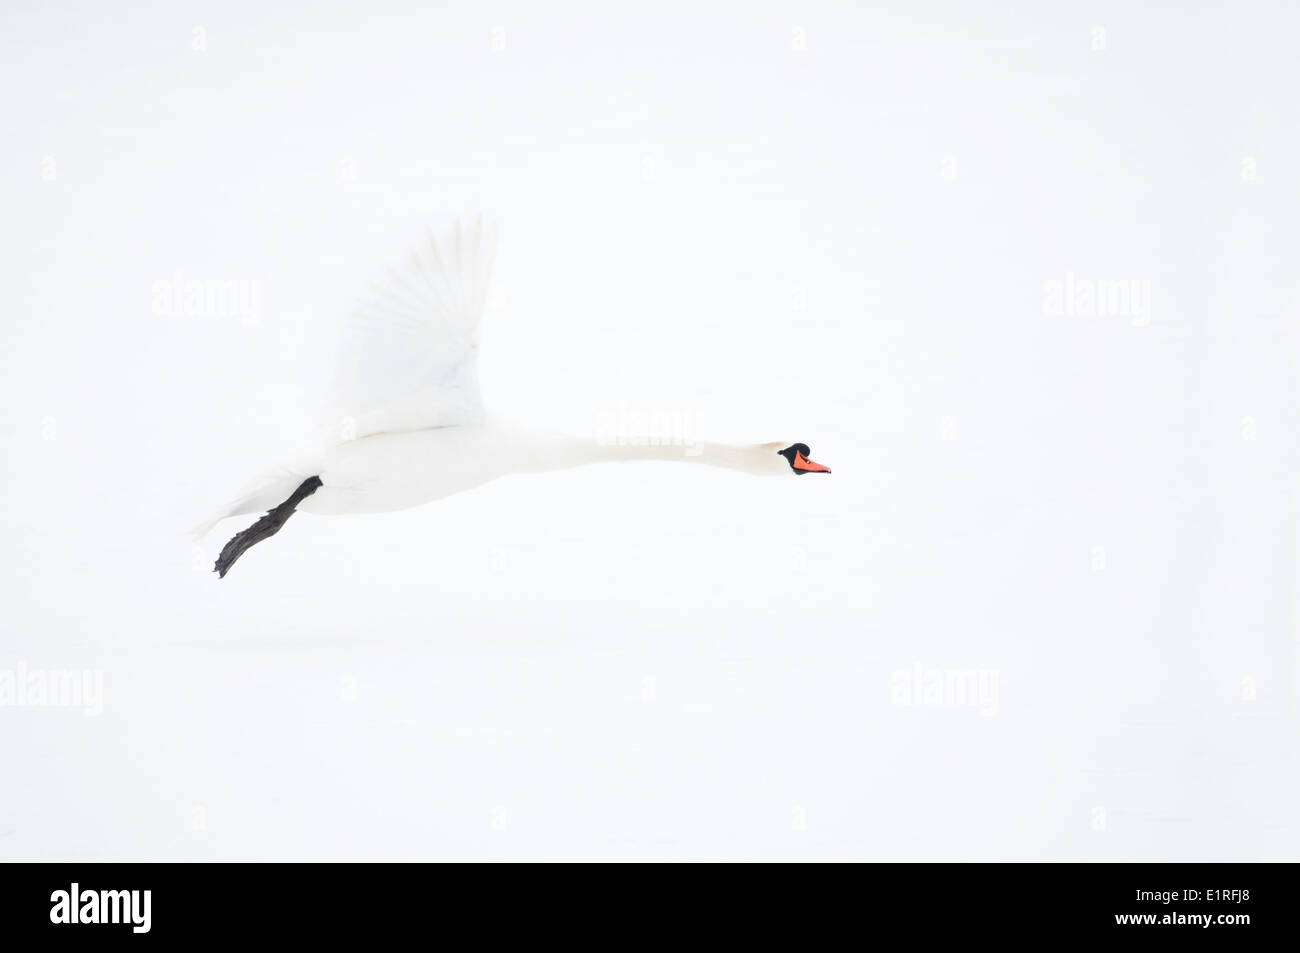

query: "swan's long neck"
(513, 429), (782, 477)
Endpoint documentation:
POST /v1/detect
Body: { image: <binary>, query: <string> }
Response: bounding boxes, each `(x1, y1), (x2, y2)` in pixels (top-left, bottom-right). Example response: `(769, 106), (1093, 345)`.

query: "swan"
(197, 215), (831, 577)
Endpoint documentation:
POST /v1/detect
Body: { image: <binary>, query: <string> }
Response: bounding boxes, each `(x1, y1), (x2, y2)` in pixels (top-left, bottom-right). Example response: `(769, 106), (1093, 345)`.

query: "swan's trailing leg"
(214, 476), (323, 578)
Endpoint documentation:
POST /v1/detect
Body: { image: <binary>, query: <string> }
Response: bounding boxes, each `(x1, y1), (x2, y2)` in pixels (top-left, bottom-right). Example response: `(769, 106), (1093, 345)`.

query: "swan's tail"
(188, 470), (315, 540)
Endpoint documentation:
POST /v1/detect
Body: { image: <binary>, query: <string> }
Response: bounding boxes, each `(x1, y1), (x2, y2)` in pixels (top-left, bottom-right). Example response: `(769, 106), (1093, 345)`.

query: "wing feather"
(330, 213), (498, 437)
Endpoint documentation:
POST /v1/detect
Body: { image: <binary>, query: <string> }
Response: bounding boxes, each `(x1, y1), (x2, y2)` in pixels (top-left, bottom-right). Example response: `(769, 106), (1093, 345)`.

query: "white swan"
(199, 215), (831, 577)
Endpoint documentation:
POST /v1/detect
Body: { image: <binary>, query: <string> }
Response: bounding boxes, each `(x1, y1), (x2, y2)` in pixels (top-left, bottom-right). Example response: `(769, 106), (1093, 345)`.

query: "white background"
(1, 1), (1296, 859)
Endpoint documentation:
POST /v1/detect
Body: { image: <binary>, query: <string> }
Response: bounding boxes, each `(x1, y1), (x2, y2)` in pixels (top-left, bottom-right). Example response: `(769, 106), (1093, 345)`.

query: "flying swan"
(197, 215), (830, 577)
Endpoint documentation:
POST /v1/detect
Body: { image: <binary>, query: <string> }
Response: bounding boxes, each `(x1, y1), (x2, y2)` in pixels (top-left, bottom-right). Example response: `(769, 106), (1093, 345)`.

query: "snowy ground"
(1, 1), (1297, 860)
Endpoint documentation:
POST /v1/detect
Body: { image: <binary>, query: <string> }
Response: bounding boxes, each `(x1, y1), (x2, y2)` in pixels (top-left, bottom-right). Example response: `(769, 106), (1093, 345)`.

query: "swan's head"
(767, 442), (831, 475)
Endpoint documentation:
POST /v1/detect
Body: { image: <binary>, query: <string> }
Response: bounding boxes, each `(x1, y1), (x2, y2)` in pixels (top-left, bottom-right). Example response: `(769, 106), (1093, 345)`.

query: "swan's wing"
(330, 213), (498, 438)
(192, 215), (498, 540)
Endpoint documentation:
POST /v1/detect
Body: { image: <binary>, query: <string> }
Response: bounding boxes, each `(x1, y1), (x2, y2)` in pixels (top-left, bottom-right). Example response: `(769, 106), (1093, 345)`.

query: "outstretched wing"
(192, 214), (500, 541)
(330, 213), (499, 438)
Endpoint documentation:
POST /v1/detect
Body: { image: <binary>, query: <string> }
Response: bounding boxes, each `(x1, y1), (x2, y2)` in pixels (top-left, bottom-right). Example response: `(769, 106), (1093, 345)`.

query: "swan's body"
(301, 424), (802, 516)
(199, 214), (829, 576)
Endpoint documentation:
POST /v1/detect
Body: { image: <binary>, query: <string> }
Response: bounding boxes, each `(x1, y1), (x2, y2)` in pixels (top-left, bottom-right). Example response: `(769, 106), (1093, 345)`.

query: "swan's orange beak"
(793, 451), (830, 473)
